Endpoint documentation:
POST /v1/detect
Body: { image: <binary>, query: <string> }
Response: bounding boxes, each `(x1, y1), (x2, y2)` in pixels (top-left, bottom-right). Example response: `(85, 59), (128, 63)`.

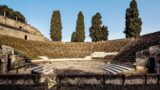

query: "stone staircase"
(26, 65), (55, 74)
(101, 64), (135, 75)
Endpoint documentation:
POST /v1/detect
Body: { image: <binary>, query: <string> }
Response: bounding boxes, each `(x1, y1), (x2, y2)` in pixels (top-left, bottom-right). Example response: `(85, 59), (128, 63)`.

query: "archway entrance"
(24, 35), (27, 40)
(147, 57), (156, 73)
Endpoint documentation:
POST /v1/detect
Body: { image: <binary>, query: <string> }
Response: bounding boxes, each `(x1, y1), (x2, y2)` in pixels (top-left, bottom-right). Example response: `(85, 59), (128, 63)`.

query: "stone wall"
(0, 74), (159, 90)
(0, 45), (26, 73)
(0, 16), (48, 41)
(0, 74), (159, 85)
(136, 45), (160, 74)
(57, 74), (160, 86)
(0, 25), (48, 41)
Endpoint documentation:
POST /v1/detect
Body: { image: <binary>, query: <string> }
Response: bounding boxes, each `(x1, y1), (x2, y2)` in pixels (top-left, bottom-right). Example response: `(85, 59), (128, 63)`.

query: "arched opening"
(7, 55), (11, 72)
(19, 26), (22, 30)
(24, 35), (27, 40)
(147, 57), (156, 73)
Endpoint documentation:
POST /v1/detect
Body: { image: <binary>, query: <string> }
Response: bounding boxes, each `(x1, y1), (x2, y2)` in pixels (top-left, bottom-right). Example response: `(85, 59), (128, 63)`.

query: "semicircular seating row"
(101, 64), (135, 75)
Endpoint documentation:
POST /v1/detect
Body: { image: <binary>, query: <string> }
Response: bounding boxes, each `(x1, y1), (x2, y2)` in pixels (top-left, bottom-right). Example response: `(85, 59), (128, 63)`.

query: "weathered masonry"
(0, 45), (26, 74)
(0, 16), (48, 42)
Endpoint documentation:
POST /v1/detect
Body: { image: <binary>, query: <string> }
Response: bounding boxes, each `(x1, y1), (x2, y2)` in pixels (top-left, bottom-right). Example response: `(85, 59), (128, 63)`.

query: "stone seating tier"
(0, 35), (131, 59)
(113, 31), (160, 63)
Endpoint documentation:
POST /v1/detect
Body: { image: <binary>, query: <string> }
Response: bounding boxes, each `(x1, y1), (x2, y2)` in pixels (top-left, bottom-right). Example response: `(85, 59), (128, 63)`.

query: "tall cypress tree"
(75, 11), (85, 42)
(50, 10), (62, 41)
(89, 13), (108, 42)
(71, 32), (76, 42)
(124, 0), (142, 38)
(89, 13), (102, 42)
(101, 25), (109, 40)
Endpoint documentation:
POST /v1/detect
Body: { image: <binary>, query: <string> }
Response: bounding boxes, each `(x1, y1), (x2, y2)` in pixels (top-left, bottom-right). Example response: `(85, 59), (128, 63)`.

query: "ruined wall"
(136, 45), (160, 74)
(57, 74), (160, 86)
(0, 74), (160, 90)
(0, 74), (159, 85)
(0, 16), (48, 41)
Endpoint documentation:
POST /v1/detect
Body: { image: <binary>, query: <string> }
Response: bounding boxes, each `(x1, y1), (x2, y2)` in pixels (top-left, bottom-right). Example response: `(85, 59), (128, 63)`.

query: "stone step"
(111, 64), (134, 71)
(102, 64), (135, 74)
(36, 67), (54, 74)
(108, 66), (128, 72)
(32, 65), (52, 72)
(102, 67), (118, 75)
(105, 67), (123, 73)
(26, 65), (43, 71)
(32, 65), (55, 74)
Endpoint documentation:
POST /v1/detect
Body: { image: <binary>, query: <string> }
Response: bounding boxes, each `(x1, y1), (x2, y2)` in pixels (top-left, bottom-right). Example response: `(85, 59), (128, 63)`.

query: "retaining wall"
(0, 74), (159, 90)
(57, 74), (160, 86)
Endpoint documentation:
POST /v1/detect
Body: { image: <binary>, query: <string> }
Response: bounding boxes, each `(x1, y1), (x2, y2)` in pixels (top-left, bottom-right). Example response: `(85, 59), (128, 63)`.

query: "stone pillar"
(16, 16), (17, 22)
(3, 12), (6, 17)
(4, 12), (7, 25)
(0, 62), (6, 74)
(0, 55), (8, 74)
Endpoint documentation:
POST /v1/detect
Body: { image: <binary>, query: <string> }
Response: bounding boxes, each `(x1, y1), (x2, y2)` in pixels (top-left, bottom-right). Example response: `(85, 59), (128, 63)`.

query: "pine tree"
(75, 11), (85, 42)
(89, 13), (108, 42)
(50, 10), (62, 41)
(71, 32), (76, 42)
(124, 0), (142, 38)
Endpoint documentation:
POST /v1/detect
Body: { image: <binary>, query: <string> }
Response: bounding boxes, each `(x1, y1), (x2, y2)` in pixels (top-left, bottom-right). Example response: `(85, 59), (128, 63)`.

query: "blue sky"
(1, 0), (160, 42)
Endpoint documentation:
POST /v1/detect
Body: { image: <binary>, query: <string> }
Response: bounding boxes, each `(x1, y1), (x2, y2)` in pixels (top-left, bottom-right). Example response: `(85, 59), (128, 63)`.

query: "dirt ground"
(40, 60), (109, 75)
(9, 60), (109, 75)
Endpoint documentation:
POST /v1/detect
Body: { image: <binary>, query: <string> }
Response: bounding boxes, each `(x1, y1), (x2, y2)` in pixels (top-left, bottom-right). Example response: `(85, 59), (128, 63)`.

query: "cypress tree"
(89, 13), (102, 42)
(50, 10), (62, 41)
(89, 13), (108, 42)
(124, 0), (142, 38)
(71, 32), (76, 42)
(101, 25), (109, 40)
(75, 11), (85, 42)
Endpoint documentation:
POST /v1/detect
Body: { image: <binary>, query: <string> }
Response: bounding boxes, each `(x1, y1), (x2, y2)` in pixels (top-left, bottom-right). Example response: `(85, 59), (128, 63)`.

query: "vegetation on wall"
(50, 10), (62, 41)
(89, 13), (109, 42)
(0, 5), (26, 23)
(124, 0), (142, 38)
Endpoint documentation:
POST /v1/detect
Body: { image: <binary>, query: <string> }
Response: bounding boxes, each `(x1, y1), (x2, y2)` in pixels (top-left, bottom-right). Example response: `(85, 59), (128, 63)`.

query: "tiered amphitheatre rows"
(0, 35), (94, 59)
(0, 35), (131, 59)
(94, 39), (131, 60)
(94, 39), (131, 52)
(113, 31), (160, 63)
